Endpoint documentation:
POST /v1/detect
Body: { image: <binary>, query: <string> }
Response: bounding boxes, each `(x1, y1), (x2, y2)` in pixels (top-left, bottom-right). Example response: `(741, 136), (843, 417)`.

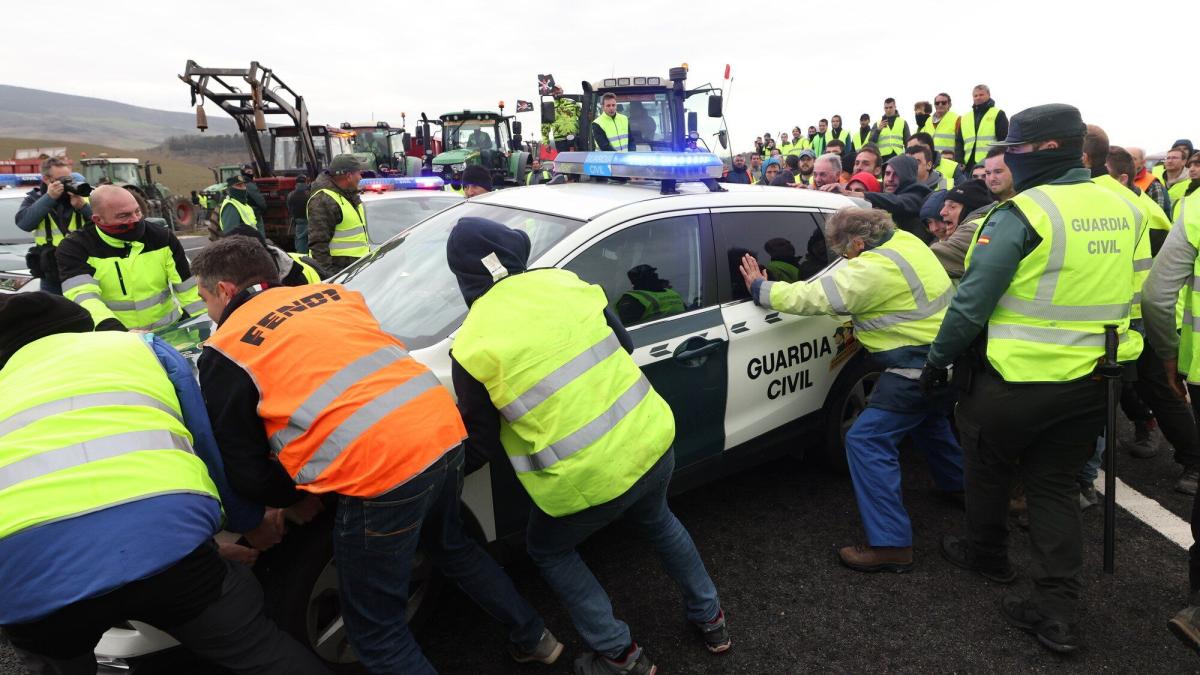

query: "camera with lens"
(57, 176), (94, 198)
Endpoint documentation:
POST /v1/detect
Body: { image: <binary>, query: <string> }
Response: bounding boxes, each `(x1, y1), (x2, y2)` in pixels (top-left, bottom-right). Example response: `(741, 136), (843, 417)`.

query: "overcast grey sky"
(6, 0), (1197, 155)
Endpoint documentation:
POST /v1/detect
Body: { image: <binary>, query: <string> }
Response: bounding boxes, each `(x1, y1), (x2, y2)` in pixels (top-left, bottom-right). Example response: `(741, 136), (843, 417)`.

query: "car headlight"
(451, 163), (466, 172)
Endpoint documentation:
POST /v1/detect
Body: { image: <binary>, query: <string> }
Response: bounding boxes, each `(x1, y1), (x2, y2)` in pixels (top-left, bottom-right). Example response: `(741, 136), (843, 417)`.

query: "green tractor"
(422, 109), (529, 189)
(78, 157), (194, 229)
(196, 164), (242, 230)
(341, 120), (424, 177)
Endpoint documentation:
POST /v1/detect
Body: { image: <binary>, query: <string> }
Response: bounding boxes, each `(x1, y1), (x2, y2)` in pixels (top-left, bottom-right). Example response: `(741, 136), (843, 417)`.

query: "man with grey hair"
(956, 84), (1009, 171)
(811, 153), (843, 189)
(1129, 146), (1172, 214)
(738, 207), (962, 574)
(16, 156), (92, 294)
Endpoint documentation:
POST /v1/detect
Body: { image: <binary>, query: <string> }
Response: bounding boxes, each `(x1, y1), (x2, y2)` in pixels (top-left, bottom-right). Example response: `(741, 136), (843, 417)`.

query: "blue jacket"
(0, 335), (262, 625)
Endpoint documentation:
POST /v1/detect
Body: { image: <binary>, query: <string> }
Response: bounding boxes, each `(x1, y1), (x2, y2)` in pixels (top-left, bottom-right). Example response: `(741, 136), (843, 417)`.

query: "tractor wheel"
(171, 196), (196, 230)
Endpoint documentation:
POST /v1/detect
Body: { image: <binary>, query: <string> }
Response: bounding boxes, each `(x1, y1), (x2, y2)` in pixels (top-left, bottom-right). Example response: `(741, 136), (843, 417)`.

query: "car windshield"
(0, 196), (30, 244)
(592, 92), (673, 150)
(332, 202), (583, 350)
(365, 195), (461, 245)
(444, 121), (496, 151)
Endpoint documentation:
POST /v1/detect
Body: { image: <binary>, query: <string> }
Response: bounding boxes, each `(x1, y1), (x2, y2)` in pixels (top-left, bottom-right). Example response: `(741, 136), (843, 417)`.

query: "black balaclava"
(915, 112), (930, 129)
(1005, 139), (1084, 193)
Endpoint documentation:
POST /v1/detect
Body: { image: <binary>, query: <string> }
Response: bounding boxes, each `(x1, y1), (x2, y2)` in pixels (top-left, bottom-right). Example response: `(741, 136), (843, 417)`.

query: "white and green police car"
(96, 152), (877, 672)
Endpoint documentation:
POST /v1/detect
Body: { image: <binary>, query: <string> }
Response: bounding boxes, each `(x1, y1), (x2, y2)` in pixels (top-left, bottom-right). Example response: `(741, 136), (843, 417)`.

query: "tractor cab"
(79, 158), (143, 187)
(426, 109), (528, 188)
(270, 125), (355, 176)
(342, 121), (423, 177)
(571, 66), (727, 154)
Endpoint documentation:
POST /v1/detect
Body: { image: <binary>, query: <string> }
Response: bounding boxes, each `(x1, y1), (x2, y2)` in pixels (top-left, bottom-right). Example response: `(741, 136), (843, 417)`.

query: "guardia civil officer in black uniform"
(920, 104), (1147, 654)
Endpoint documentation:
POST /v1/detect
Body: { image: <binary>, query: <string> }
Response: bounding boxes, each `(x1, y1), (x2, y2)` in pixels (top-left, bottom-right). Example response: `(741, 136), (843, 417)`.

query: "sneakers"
(1124, 419), (1161, 458)
(510, 629), (564, 665)
(939, 535), (1017, 584)
(1078, 483), (1099, 510)
(1169, 605), (1200, 652)
(837, 543), (913, 573)
(696, 609), (731, 654)
(573, 644), (656, 675)
(1000, 593), (1079, 654)
(1176, 467), (1199, 496)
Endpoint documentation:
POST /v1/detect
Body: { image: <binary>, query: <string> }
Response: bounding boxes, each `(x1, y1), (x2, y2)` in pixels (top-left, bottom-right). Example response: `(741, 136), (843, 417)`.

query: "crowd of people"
(5, 81), (1200, 673)
(727, 93), (1200, 656)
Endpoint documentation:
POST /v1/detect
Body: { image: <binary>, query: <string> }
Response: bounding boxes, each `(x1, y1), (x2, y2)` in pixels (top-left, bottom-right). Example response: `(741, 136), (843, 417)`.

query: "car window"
(0, 196), (30, 244)
(333, 202), (583, 350)
(365, 195), (461, 244)
(564, 215), (704, 327)
(712, 211), (829, 303)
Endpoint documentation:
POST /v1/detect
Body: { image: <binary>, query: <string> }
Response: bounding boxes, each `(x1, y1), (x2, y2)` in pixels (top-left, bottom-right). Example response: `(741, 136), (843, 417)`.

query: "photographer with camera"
(15, 157), (92, 294)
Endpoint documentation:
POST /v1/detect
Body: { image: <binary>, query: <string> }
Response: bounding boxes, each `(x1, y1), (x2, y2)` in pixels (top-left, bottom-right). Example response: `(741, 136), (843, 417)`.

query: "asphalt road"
(2, 412), (1197, 674)
(179, 234), (210, 261)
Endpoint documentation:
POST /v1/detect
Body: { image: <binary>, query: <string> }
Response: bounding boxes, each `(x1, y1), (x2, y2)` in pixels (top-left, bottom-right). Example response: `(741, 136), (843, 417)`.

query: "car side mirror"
(708, 95), (723, 118)
(541, 101), (556, 125)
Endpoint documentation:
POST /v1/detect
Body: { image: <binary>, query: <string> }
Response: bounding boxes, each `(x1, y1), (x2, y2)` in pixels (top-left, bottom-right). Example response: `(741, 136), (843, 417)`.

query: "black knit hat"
(461, 165), (493, 192)
(944, 179), (993, 214)
(0, 292), (93, 370)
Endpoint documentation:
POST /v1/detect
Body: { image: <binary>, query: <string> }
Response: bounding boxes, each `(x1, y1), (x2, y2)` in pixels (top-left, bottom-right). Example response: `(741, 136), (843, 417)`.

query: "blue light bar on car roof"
(0, 174), (41, 187)
(358, 176), (445, 192)
(553, 151), (723, 181)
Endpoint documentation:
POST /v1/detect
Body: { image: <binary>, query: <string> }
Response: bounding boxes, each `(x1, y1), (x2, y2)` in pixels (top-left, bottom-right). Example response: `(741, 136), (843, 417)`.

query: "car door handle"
(673, 338), (724, 362)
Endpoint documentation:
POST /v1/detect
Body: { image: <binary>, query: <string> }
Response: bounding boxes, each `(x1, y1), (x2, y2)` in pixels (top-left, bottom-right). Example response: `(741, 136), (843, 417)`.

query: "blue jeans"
(294, 218), (308, 254)
(846, 407), (963, 547)
(334, 446), (544, 674)
(1078, 434), (1105, 485)
(526, 448), (720, 658)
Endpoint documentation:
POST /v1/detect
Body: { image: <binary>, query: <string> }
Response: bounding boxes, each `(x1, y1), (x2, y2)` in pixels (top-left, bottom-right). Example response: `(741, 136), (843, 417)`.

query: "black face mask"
(915, 113), (930, 129)
(98, 217), (145, 241)
(229, 187), (248, 202)
(1004, 141), (1084, 193)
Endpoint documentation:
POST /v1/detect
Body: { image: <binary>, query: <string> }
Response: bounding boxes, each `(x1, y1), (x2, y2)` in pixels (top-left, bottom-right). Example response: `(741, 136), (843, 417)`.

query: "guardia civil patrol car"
(95, 152), (877, 672)
(0, 174), (46, 294)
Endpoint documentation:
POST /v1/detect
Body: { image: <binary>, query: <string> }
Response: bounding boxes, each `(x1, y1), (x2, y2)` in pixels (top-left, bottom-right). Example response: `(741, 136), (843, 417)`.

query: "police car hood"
(0, 243), (30, 273)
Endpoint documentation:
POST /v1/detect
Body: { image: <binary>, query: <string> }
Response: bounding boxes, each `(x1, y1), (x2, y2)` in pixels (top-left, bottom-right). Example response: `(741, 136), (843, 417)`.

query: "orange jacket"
(207, 284), (465, 497)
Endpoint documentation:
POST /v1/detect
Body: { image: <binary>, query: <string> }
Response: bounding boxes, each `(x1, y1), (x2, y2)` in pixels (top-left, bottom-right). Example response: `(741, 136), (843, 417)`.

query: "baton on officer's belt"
(1099, 324), (1123, 574)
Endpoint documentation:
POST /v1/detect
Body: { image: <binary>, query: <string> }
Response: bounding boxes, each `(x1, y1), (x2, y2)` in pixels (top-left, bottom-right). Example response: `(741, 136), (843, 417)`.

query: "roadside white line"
(1095, 470), (1193, 550)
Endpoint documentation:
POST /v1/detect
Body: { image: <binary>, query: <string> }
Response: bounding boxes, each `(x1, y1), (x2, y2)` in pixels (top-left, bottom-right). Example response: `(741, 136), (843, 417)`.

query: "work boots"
(837, 543), (913, 573)
(1123, 419), (1160, 458)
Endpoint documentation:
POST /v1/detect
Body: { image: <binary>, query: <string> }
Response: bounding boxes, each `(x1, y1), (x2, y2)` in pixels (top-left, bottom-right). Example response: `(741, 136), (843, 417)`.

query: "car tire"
(257, 510), (443, 673)
(822, 353), (880, 474)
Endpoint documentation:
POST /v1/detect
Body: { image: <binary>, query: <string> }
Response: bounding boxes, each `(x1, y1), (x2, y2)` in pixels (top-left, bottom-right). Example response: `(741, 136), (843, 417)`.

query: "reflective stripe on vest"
(206, 284), (464, 497)
(287, 253), (322, 284)
(452, 268), (673, 517)
(985, 183), (1144, 381)
(35, 209), (85, 247)
(763, 229), (951, 354)
(961, 107), (1000, 165)
(0, 331), (219, 539)
(876, 118), (905, 156)
(594, 113), (630, 152)
(929, 112), (959, 154)
(308, 189), (369, 258)
(62, 229), (190, 331)
(219, 198), (257, 226)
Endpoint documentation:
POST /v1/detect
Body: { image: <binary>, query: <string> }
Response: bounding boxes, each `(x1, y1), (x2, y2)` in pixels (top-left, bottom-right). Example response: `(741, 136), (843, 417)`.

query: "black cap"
(461, 165), (493, 191)
(991, 103), (1086, 148)
(226, 175), (246, 187)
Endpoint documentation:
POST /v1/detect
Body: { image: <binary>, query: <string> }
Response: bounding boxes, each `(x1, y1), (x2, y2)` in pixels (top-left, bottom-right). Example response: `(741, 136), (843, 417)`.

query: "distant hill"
(0, 137), (219, 194)
(0, 85), (239, 150)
